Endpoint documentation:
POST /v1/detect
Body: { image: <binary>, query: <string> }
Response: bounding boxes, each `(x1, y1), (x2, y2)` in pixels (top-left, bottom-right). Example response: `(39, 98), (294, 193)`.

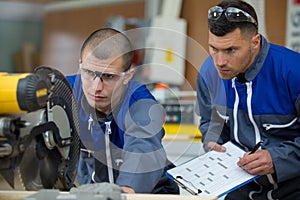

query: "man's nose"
(91, 77), (104, 90)
(214, 52), (228, 67)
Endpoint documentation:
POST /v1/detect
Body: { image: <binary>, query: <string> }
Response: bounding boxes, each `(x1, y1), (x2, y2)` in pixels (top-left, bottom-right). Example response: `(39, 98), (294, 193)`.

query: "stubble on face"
(208, 29), (255, 80)
(81, 55), (125, 116)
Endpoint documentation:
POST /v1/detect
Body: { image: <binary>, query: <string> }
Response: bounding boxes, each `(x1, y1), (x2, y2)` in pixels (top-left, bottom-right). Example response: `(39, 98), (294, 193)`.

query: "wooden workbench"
(0, 190), (217, 200)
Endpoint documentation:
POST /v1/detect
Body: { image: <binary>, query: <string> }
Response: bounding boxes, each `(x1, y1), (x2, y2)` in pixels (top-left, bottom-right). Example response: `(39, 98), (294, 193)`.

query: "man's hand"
(207, 142), (226, 152)
(121, 186), (135, 194)
(237, 149), (275, 175)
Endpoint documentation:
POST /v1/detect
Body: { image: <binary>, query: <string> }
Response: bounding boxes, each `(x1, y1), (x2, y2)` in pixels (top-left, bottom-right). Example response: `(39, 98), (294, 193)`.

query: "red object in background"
(294, 0), (300, 5)
(132, 49), (145, 66)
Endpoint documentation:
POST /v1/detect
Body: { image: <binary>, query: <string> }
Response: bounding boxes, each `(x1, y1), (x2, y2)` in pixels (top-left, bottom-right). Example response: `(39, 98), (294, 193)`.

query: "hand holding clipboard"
(166, 142), (260, 198)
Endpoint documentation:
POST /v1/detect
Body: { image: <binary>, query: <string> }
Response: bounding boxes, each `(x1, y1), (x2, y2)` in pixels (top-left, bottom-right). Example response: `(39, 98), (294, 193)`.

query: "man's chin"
(218, 72), (234, 80)
(86, 98), (102, 109)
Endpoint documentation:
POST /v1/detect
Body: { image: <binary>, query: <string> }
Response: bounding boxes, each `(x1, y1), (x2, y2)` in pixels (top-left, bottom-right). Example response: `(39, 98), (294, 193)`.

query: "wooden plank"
(0, 190), (217, 200)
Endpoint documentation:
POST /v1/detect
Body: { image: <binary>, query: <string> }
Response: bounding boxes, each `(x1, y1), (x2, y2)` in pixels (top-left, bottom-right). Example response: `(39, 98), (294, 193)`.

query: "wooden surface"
(126, 194), (217, 200)
(0, 190), (217, 200)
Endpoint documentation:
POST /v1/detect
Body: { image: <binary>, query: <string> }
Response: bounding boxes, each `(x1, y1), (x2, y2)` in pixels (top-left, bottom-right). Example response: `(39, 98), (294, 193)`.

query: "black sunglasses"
(208, 6), (258, 27)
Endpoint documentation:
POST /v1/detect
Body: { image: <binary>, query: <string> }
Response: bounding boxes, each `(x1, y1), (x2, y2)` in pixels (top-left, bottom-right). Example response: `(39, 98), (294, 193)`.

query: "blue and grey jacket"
(67, 74), (178, 193)
(196, 35), (300, 197)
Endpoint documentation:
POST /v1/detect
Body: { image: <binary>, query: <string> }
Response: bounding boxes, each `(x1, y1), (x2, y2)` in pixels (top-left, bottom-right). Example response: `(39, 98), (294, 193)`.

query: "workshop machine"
(0, 66), (80, 191)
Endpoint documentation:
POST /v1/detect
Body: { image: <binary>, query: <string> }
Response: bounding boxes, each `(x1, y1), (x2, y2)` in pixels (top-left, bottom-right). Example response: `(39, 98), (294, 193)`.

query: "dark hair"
(80, 28), (133, 71)
(208, 0), (258, 37)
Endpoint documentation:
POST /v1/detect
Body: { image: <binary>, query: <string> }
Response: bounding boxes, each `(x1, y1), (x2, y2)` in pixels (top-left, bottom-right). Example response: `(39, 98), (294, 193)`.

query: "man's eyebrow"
(208, 44), (215, 48)
(208, 44), (219, 51)
(209, 44), (238, 51)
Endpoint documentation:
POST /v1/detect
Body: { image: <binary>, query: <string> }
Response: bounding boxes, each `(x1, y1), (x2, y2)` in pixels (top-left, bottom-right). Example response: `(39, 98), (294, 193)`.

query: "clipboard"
(166, 141), (259, 198)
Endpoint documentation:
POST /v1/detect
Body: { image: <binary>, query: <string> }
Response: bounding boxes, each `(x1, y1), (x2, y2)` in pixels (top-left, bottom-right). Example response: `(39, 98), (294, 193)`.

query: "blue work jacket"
(67, 74), (178, 193)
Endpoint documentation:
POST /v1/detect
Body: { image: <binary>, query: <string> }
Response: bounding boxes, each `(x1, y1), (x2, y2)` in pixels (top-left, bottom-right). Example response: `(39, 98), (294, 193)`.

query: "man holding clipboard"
(196, 0), (300, 199)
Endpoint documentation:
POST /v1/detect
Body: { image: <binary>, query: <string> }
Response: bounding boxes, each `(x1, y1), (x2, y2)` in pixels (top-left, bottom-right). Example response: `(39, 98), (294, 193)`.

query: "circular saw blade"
(17, 66), (80, 191)
(18, 134), (62, 191)
(36, 135), (61, 189)
(18, 138), (44, 191)
(17, 116), (70, 191)
(36, 66), (80, 190)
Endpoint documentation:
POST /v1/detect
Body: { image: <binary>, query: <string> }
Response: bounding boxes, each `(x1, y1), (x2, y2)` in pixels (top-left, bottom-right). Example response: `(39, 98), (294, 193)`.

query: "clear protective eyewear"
(79, 64), (128, 84)
(208, 6), (258, 27)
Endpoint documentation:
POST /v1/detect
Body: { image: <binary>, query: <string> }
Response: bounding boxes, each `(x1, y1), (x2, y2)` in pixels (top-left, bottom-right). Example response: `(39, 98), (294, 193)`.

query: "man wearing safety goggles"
(196, 0), (300, 199)
(67, 28), (179, 194)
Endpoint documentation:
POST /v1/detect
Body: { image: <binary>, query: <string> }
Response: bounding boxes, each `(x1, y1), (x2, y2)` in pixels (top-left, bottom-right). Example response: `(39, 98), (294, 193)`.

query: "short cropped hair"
(80, 28), (133, 71)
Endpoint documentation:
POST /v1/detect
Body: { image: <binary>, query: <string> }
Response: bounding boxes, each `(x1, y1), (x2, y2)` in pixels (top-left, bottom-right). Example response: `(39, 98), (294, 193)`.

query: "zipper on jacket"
(263, 117), (297, 130)
(232, 78), (241, 145)
(88, 114), (93, 131)
(246, 82), (261, 144)
(105, 121), (114, 183)
(80, 148), (94, 157)
(216, 110), (229, 123)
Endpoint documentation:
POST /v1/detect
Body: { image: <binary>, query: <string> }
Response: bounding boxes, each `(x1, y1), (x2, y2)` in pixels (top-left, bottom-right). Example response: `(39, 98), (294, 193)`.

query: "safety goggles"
(79, 64), (128, 84)
(208, 6), (258, 27)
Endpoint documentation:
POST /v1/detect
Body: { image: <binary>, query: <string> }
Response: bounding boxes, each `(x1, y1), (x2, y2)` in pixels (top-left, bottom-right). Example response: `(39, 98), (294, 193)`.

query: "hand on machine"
(0, 66), (80, 191)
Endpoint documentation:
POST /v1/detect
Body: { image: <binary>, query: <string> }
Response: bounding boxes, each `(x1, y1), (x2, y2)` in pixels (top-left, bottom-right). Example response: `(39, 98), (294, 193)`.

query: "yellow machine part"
(0, 72), (31, 114)
(163, 123), (202, 142)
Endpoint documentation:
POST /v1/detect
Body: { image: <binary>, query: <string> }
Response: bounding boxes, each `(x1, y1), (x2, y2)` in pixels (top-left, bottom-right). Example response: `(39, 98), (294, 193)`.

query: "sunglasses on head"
(208, 6), (258, 27)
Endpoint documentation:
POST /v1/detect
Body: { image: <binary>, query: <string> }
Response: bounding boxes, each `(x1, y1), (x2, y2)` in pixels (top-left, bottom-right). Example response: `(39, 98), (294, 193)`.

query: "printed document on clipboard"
(166, 141), (259, 198)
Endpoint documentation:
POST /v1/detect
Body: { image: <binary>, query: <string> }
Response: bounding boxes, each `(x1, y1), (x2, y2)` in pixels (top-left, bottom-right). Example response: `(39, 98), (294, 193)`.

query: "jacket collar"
(244, 35), (270, 81)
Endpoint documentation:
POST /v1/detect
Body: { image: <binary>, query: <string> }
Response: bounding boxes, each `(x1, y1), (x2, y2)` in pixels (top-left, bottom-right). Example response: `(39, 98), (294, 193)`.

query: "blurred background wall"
(0, 0), (289, 90)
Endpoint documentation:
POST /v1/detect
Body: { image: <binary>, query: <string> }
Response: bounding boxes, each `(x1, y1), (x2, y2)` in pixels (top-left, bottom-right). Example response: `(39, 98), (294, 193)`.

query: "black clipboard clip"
(175, 176), (202, 195)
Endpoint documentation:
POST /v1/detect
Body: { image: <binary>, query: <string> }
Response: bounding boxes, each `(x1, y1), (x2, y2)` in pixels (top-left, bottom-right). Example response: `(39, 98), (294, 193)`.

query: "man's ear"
(252, 34), (261, 49)
(123, 68), (135, 85)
